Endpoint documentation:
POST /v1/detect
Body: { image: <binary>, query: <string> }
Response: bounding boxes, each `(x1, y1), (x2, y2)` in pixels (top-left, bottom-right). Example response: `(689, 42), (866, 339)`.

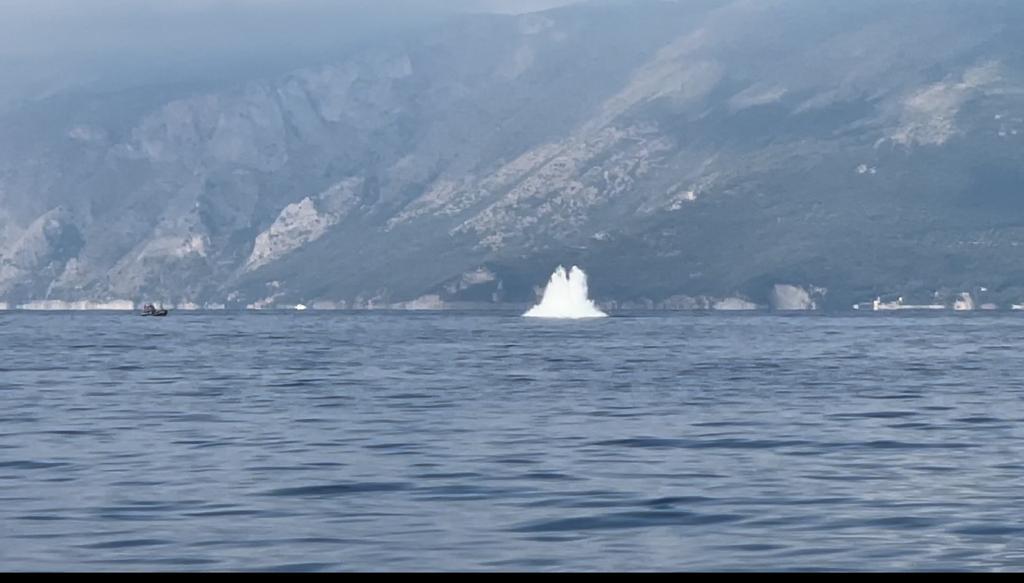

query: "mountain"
(3, 0), (1024, 310)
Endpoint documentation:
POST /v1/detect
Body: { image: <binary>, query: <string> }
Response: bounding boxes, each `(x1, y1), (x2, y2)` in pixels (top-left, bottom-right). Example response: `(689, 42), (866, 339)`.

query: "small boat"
(140, 303), (168, 317)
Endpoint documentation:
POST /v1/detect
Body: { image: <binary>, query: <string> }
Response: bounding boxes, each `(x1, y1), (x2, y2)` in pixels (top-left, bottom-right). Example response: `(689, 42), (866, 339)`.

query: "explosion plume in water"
(523, 265), (607, 319)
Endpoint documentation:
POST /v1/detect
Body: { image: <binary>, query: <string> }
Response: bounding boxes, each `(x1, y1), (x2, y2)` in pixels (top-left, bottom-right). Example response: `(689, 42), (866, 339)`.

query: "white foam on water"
(523, 265), (607, 319)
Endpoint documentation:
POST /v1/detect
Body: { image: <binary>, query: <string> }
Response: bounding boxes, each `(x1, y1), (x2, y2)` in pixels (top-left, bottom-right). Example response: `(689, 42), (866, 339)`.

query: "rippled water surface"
(3, 311), (1024, 571)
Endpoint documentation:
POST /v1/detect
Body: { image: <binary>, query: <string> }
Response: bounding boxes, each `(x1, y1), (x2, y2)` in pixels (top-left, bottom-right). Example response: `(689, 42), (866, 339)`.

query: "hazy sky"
(0, 1), (591, 106)
(0, 0), (587, 58)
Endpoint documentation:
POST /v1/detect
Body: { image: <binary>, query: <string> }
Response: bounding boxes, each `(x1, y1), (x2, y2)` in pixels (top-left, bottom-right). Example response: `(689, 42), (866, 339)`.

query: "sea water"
(2, 311), (1024, 571)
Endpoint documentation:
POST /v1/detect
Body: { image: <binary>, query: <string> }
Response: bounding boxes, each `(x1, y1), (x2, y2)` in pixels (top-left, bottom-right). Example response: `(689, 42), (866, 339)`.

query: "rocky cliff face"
(3, 0), (1024, 309)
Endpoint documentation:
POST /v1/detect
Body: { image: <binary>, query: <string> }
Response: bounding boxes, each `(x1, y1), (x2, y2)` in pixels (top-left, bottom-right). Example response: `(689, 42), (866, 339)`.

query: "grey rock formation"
(3, 0), (1024, 309)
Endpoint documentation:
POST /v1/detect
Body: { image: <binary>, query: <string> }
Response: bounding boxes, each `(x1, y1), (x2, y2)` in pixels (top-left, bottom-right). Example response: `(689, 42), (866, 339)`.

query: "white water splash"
(524, 265), (607, 319)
